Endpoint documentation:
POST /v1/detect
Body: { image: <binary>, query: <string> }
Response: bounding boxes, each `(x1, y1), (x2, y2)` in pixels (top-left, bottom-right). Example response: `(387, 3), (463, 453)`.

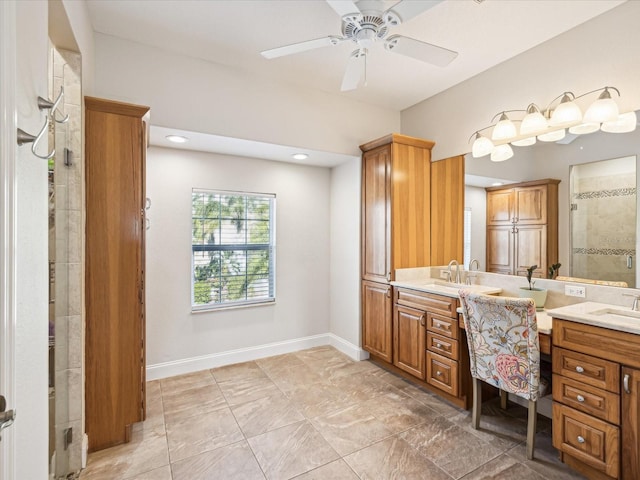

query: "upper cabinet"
(486, 179), (559, 277)
(360, 134), (435, 283)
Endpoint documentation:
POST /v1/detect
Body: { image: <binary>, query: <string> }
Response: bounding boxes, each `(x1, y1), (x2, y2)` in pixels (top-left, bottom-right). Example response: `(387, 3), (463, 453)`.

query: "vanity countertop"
(546, 301), (640, 335)
(391, 279), (502, 298)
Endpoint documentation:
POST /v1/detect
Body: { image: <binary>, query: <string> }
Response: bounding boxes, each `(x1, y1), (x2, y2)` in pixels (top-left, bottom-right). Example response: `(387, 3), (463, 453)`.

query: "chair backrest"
(459, 291), (540, 401)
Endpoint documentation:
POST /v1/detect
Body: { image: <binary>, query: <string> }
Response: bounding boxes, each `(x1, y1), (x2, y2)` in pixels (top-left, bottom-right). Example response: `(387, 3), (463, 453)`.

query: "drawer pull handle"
(577, 436), (585, 444)
(436, 371), (443, 377)
(576, 395), (585, 403)
(624, 374), (631, 394)
(575, 366), (585, 373)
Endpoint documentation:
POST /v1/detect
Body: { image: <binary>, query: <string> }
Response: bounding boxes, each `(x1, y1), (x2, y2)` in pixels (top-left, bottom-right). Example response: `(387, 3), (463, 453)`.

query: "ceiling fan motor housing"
(342, 13), (389, 48)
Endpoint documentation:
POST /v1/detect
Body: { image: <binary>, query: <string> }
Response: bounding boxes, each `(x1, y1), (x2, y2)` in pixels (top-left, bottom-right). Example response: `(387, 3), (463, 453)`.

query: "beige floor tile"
(81, 428), (169, 480)
(248, 420), (339, 480)
(310, 403), (394, 456)
(166, 407), (244, 462)
(218, 375), (281, 406)
(362, 389), (440, 433)
(267, 364), (325, 393)
(146, 380), (162, 399)
(292, 459), (359, 479)
(171, 441), (265, 480)
(460, 454), (545, 480)
(367, 367), (414, 389)
(328, 371), (401, 404)
(256, 353), (305, 376)
(400, 383), (466, 417)
(160, 370), (215, 396)
(124, 465), (173, 480)
(211, 360), (268, 383)
(162, 383), (227, 424)
(285, 380), (357, 419)
(344, 436), (452, 480)
(401, 415), (503, 478)
(231, 390), (305, 438)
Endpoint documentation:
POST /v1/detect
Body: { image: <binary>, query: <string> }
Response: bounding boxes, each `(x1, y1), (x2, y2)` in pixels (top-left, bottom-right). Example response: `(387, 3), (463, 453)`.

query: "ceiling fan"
(261, 0), (458, 91)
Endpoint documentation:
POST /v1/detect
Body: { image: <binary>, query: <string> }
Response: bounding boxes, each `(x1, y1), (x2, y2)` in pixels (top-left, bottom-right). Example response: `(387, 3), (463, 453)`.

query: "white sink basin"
(433, 280), (469, 289)
(588, 307), (640, 322)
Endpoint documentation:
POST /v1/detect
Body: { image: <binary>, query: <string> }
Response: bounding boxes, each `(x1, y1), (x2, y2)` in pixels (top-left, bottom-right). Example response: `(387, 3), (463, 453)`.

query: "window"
(191, 189), (276, 310)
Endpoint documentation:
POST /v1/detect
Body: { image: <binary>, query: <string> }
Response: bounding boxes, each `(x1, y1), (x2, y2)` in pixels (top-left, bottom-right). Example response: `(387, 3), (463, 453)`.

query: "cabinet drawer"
(552, 347), (620, 393)
(426, 351), (458, 397)
(552, 403), (619, 478)
(395, 288), (457, 318)
(552, 375), (620, 424)
(427, 313), (458, 339)
(427, 332), (458, 360)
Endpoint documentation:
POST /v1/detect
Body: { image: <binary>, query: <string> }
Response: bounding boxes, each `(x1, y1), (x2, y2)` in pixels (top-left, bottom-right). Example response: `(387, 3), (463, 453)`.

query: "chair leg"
(527, 399), (538, 460)
(472, 378), (481, 429)
(499, 389), (508, 410)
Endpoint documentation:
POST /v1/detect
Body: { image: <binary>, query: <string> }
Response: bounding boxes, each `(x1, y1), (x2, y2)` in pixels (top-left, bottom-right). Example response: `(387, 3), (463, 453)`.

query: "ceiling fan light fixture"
(601, 111), (638, 133)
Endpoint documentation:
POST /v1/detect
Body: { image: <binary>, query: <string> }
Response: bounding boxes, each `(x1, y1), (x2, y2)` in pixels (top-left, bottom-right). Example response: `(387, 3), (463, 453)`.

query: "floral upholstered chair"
(458, 290), (540, 460)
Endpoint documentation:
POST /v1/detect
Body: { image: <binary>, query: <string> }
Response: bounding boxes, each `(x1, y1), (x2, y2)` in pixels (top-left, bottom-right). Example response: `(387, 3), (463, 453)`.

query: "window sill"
(191, 299), (275, 314)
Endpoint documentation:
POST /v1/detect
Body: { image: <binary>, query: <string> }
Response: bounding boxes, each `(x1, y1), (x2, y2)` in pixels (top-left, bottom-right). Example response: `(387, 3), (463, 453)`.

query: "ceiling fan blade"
(326, 0), (361, 19)
(384, 35), (457, 67)
(341, 49), (367, 91)
(385, 0), (442, 24)
(261, 36), (344, 59)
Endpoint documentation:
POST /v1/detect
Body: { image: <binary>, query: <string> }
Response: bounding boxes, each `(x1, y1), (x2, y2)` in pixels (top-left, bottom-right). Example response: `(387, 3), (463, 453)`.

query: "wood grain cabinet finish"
(85, 97), (149, 452)
(393, 304), (426, 378)
(486, 179), (559, 278)
(552, 318), (640, 479)
(362, 280), (393, 363)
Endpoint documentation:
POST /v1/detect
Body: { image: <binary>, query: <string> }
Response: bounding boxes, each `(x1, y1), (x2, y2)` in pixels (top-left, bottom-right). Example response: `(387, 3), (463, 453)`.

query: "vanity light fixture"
(165, 134), (189, 143)
(292, 153), (309, 160)
(469, 86), (635, 160)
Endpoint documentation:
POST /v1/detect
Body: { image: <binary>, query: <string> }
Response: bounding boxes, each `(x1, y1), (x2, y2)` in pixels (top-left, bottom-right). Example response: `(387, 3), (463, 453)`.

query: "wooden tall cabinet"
(85, 97), (149, 452)
(486, 179), (559, 278)
(360, 134), (434, 361)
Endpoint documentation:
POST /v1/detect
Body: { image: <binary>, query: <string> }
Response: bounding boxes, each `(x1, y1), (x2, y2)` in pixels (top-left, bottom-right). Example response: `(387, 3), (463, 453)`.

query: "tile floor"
(79, 346), (586, 480)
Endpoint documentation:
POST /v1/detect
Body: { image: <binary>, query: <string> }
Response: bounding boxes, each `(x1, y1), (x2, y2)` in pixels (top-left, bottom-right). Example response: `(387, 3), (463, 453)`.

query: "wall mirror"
(463, 110), (640, 288)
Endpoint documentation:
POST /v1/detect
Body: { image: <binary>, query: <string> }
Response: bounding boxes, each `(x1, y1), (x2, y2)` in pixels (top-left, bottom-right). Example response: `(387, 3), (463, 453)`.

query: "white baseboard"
(146, 333), (368, 380)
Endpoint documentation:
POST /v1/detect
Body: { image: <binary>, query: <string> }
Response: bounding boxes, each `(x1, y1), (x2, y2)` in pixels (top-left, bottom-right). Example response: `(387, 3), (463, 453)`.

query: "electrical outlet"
(440, 269), (449, 279)
(565, 285), (586, 297)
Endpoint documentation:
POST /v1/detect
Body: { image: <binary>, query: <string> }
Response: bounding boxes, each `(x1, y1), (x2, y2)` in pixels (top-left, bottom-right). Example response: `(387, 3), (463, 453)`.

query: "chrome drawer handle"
(577, 436), (585, 444)
(576, 395), (585, 403)
(436, 371), (443, 376)
(624, 374), (631, 394)
(575, 366), (585, 373)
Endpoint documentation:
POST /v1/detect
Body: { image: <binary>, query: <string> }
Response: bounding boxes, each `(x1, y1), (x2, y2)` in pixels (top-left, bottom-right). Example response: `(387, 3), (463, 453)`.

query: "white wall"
(401, 1), (640, 161)
(329, 158), (362, 348)
(465, 186), (486, 272)
(93, 34), (400, 157)
(145, 147), (332, 368)
(15, 1), (49, 478)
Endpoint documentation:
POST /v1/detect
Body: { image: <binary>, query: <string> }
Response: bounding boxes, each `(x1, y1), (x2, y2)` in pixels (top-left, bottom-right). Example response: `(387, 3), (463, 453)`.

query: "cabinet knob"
(576, 395), (585, 403)
(575, 366), (584, 373)
(436, 371), (443, 377)
(436, 343), (442, 349)
(577, 436), (585, 444)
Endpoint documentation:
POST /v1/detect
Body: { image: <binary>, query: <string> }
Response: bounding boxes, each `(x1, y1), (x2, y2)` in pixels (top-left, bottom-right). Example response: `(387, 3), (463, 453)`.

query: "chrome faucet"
(466, 259), (480, 285)
(623, 293), (640, 311)
(448, 259), (461, 284)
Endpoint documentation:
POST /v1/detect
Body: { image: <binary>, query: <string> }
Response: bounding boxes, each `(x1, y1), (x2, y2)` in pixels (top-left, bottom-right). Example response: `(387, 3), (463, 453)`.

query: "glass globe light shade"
(471, 134), (493, 158)
(491, 113), (517, 141)
(583, 88), (619, 124)
(511, 137), (536, 147)
(549, 94), (582, 126)
(601, 111), (637, 133)
(569, 123), (600, 135)
(538, 128), (566, 142)
(490, 144), (514, 162)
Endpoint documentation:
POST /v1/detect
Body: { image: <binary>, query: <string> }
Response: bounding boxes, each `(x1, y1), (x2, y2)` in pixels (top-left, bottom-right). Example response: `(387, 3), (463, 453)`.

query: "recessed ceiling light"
(492, 182), (504, 186)
(292, 153), (308, 160)
(166, 135), (189, 144)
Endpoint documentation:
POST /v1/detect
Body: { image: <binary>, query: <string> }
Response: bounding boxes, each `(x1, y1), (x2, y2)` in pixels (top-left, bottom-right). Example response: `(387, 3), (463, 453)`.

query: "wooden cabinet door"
(622, 366), (640, 480)
(486, 189), (514, 225)
(514, 225), (547, 277)
(430, 155), (464, 265)
(486, 226), (514, 274)
(393, 305), (426, 378)
(85, 97), (148, 452)
(515, 185), (547, 225)
(362, 281), (392, 362)
(362, 145), (391, 283)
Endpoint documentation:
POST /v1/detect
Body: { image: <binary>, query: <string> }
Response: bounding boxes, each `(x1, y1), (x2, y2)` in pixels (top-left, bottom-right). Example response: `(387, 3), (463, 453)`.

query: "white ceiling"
(86, 0), (625, 168)
(86, 0), (624, 111)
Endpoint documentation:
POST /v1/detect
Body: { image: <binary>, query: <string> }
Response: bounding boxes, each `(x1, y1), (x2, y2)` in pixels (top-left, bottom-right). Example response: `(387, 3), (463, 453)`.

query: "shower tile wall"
(572, 173), (636, 286)
(52, 47), (83, 478)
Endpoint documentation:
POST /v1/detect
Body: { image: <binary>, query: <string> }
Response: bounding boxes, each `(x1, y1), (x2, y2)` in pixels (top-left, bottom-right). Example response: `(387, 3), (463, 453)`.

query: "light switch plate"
(565, 285), (586, 297)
